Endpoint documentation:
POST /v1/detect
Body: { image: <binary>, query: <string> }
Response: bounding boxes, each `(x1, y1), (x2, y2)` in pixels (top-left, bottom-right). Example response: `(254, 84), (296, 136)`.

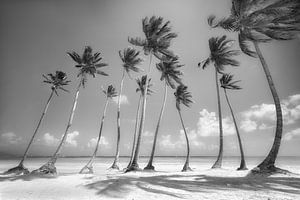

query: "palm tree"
(174, 85), (193, 172)
(208, 0), (300, 173)
(32, 46), (108, 175)
(126, 16), (177, 171)
(125, 75), (153, 172)
(220, 74), (247, 170)
(144, 56), (183, 170)
(80, 85), (117, 174)
(109, 47), (143, 170)
(198, 35), (239, 168)
(4, 71), (70, 175)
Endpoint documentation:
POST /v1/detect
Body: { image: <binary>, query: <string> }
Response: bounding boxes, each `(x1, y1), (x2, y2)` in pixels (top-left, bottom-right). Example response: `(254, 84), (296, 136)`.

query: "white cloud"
(65, 131), (79, 147)
(87, 136), (109, 148)
(159, 134), (181, 149)
(283, 128), (300, 141)
(113, 95), (129, 105)
(40, 131), (79, 147)
(0, 132), (22, 145)
(240, 119), (257, 132)
(240, 94), (300, 132)
(159, 129), (205, 150)
(42, 133), (59, 146)
(196, 109), (235, 137)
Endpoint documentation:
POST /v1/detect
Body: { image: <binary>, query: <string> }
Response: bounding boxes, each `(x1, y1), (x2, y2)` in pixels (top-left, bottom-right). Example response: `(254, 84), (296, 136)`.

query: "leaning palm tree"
(4, 71), (70, 175)
(208, 0), (300, 173)
(109, 47), (143, 170)
(220, 74), (247, 170)
(144, 56), (183, 171)
(198, 35), (239, 168)
(32, 46), (108, 175)
(125, 75), (153, 171)
(80, 85), (117, 174)
(126, 16), (177, 171)
(174, 85), (193, 172)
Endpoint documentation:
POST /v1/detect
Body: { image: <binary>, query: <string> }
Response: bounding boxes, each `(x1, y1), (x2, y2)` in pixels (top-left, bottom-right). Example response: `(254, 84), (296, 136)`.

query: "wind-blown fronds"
(43, 71), (70, 95)
(67, 46), (108, 87)
(136, 75), (153, 96)
(119, 47), (143, 75)
(209, 0), (300, 57)
(199, 35), (240, 73)
(102, 85), (118, 98)
(129, 16), (177, 60)
(156, 56), (183, 89)
(220, 74), (242, 90)
(174, 85), (193, 111)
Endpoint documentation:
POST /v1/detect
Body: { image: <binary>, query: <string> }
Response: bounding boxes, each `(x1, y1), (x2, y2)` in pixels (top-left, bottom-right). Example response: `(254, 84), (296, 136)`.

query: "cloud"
(159, 134), (182, 149)
(87, 136), (109, 148)
(240, 119), (257, 132)
(39, 131), (79, 147)
(65, 131), (79, 147)
(196, 109), (235, 137)
(240, 94), (300, 132)
(283, 128), (300, 141)
(159, 129), (205, 150)
(0, 132), (22, 145)
(113, 95), (129, 105)
(42, 133), (59, 146)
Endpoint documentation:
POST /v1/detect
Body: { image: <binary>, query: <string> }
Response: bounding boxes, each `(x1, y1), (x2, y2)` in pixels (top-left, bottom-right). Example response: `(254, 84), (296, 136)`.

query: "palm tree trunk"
(212, 67), (223, 169)
(253, 42), (283, 172)
(32, 81), (82, 174)
(127, 94), (142, 168)
(5, 89), (55, 175)
(144, 81), (167, 170)
(79, 97), (109, 174)
(110, 70), (125, 170)
(178, 108), (192, 172)
(20, 89), (55, 166)
(126, 53), (153, 172)
(223, 89), (247, 170)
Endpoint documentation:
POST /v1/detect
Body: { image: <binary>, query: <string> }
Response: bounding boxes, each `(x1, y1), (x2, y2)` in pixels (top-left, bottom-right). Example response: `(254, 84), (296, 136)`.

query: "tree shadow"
(0, 173), (58, 182)
(84, 173), (300, 198)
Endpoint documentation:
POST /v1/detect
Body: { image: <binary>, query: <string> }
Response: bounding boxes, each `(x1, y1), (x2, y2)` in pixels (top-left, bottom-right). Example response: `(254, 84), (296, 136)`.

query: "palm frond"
(43, 70), (70, 93)
(174, 84), (193, 110)
(238, 32), (257, 57)
(220, 73), (242, 90)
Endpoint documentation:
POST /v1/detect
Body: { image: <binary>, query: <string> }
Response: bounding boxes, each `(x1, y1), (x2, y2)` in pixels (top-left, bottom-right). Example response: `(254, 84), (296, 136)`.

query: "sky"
(0, 0), (300, 158)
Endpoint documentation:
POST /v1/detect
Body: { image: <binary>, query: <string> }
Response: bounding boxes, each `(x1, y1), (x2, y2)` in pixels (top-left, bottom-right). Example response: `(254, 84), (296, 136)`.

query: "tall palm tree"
(32, 46), (108, 175)
(208, 0), (300, 173)
(144, 56), (183, 170)
(4, 71), (70, 175)
(80, 85), (117, 174)
(198, 35), (239, 168)
(125, 75), (153, 172)
(174, 85), (193, 172)
(126, 16), (177, 171)
(220, 74), (247, 170)
(110, 47), (143, 170)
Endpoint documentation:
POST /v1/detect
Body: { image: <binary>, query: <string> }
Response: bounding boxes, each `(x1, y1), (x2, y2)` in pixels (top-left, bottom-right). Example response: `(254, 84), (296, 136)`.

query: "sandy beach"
(0, 157), (299, 200)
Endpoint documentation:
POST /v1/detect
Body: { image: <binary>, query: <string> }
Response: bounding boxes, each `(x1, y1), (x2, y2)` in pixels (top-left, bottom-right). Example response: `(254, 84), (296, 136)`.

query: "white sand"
(0, 158), (300, 200)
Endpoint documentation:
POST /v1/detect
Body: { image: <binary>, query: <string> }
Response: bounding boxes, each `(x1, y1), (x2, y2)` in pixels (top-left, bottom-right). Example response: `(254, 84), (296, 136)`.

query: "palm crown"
(174, 85), (193, 110)
(43, 71), (70, 95)
(136, 75), (154, 96)
(199, 35), (240, 73)
(208, 0), (300, 57)
(156, 56), (183, 89)
(119, 47), (143, 75)
(128, 16), (177, 60)
(102, 85), (118, 98)
(220, 74), (242, 90)
(67, 46), (108, 87)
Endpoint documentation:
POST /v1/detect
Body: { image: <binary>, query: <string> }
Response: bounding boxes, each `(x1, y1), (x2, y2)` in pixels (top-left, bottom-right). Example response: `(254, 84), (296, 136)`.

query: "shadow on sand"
(84, 172), (300, 198)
